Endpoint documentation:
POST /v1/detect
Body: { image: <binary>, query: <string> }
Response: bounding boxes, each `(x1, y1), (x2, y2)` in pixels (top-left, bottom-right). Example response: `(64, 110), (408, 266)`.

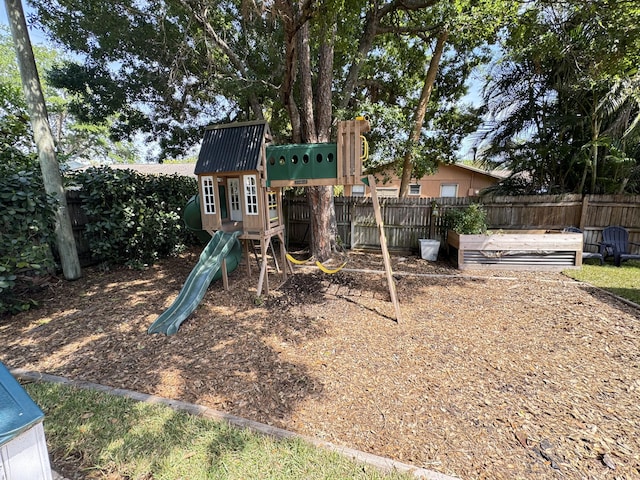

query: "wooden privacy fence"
(65, 189), (92, 264)
(283, 194), (640, 253)
(66, 190), (639, 258)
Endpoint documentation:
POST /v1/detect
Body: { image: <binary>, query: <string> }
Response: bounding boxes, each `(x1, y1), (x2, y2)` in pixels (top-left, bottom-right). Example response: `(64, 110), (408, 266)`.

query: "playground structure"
(148, 118), (401, 335)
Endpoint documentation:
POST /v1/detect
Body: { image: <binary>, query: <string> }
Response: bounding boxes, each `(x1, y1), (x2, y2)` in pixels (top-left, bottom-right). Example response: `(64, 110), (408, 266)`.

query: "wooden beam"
(256, 238), (269, 296)
(579, 195), (589, 230)
(243, 240), (252, 278)
(221, 257), (229, 290)
(367, 175), (402, 322)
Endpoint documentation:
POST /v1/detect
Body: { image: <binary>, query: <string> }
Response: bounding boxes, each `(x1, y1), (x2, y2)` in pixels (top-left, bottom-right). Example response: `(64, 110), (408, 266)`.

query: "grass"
(563, 259), (640, 305)
(25, 382), (412, 480)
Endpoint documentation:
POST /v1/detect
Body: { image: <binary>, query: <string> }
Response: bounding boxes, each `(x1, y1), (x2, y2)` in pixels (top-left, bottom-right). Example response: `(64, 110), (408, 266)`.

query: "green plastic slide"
(148, 230), (242, 335)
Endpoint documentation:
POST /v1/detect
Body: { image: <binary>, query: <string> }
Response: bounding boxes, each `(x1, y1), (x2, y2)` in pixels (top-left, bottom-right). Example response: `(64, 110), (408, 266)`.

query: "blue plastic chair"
(563, 227), (604, 265)
(601, 226), (640, 267)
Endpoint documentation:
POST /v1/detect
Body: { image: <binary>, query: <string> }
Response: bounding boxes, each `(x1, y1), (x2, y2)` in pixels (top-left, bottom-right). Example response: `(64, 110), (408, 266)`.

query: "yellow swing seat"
(286, 253), (315, 265)
(286, 253), (347, 274)
(315, 260), (347, 274)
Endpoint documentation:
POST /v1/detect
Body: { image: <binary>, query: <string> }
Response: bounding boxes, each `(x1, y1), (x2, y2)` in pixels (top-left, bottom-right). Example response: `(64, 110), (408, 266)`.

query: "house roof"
(195, 121), (270, 175)
(451, 162), (510, 180)
(367, 160), (509, 180)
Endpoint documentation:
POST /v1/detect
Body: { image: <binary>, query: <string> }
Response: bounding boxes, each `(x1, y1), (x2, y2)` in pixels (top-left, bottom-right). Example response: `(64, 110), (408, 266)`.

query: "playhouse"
(192, 118), (371, 296)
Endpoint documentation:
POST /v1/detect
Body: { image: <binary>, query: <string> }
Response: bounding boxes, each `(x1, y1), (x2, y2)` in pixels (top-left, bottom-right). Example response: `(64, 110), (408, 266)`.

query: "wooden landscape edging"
(11, 368), (460, 480)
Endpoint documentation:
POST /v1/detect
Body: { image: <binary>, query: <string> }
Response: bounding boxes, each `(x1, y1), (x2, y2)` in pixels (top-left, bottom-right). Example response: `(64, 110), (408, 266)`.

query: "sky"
(0, 2), (49, 45)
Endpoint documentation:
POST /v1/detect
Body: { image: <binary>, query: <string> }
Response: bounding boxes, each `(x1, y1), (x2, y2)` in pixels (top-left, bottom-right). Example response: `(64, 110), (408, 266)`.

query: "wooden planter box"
(447, 230), (583, 271)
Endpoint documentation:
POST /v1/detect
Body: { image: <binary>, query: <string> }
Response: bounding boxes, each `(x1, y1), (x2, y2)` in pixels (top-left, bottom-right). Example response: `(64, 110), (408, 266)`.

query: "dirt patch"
(1, 247), (639, 479)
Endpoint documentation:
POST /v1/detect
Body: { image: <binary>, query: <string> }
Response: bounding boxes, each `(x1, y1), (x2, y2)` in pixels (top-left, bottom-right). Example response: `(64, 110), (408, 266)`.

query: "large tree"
(28, 0), (512, 257)
(5, 0), (81, 279)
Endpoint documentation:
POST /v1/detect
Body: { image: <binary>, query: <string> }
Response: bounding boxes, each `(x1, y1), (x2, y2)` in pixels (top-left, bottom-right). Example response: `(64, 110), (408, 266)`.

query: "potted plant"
(442, 203), (488, 236)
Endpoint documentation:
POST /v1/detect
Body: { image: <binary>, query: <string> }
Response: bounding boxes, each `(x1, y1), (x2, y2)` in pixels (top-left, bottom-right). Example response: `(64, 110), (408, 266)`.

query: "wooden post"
(256, 236), (270, 297)
(243, 240), (252, 278)
(221, 258), (229, 290)
(367, 175), (402, 322)
(579, 195), (589, 230)
(278, 231), (294, 275)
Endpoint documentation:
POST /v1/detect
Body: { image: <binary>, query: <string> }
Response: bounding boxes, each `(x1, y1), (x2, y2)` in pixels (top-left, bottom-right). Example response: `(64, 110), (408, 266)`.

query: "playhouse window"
(244, 175), (258, 215)
(201, 176), (216, 214)
(267, 190), (278, 221)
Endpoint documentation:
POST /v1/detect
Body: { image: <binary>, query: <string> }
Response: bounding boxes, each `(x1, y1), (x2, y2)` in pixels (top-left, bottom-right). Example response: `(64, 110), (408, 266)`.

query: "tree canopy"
(29, 0), (505, 160)
(26, 0), (514, 257)
(477, 0), (640, 194)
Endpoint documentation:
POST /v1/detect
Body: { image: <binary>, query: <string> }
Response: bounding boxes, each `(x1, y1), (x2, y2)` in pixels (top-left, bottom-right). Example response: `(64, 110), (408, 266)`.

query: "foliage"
(27, 382), (411, 479)
(1, 27), (140, 167)
(0, 159), (57, 314)
(31, 0), (282, 159)
(67, 167), (198, 268)
(351, 0), (509, 180)
(477, 1), (640, 194)
(442, 203), (488, 235)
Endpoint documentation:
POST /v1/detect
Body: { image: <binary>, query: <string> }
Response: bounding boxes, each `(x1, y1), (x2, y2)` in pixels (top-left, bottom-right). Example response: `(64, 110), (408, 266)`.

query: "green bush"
(0, 160), (58, 314)
(442, 203), (488, 235)
(67, 167), (198, 268)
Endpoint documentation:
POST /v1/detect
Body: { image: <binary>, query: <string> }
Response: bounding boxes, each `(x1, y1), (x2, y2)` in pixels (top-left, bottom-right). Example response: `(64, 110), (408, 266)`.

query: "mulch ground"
(1, 247), (639, 480)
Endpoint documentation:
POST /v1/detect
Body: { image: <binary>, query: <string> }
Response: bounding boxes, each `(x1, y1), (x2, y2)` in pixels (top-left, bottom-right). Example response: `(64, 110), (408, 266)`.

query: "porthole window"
(292, 155), (299, 164)
(316, 153), (323, 163)
(327, 153), (334, 162)
(303, 154), (310, 163)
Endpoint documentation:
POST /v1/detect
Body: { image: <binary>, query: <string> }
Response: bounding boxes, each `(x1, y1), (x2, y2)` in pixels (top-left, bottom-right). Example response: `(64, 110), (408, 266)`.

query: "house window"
(440, 184), (458, 198)
(244, 175), (258, 215)
(267, 190), (278, 221)
(376, 187), (399, 198)
(351, 185), (365, 197)
(409, 184), (421, 196)
(201, 176), (216, 214)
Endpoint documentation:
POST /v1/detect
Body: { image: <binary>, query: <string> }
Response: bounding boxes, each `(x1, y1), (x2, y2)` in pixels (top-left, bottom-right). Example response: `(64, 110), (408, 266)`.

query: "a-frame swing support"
(365, 175), (402, 323)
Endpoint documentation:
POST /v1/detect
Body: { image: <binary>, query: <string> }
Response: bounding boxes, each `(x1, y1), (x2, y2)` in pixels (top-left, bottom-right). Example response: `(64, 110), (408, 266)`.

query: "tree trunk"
(338, 7), (379, 111)
(399, 31), (448, 198)
(590, 116), (600, 194)
(297, 20), (317, 143)
(278, 1), (337, 262)
(6, 0), (81, 280)
(307, 14), (337, 262)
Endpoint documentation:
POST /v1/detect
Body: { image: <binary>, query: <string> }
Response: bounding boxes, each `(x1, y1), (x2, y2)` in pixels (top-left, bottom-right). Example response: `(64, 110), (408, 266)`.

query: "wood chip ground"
(1, 248), (639, 479)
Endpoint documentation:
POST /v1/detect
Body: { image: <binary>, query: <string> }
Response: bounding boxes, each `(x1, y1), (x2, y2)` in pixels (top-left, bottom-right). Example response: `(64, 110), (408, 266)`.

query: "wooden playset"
(149, 117), (401, 335)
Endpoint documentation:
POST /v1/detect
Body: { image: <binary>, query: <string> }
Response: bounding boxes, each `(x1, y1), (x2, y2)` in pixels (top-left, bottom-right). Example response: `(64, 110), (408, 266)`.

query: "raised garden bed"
(447, 229), (583, 271)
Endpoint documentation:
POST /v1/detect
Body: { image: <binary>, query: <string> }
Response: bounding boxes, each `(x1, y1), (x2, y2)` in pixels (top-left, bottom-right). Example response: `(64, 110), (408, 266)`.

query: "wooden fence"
(283, 194), (640, 253)
(67, 190), (639, 258)
(66, 189), (92, 264)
